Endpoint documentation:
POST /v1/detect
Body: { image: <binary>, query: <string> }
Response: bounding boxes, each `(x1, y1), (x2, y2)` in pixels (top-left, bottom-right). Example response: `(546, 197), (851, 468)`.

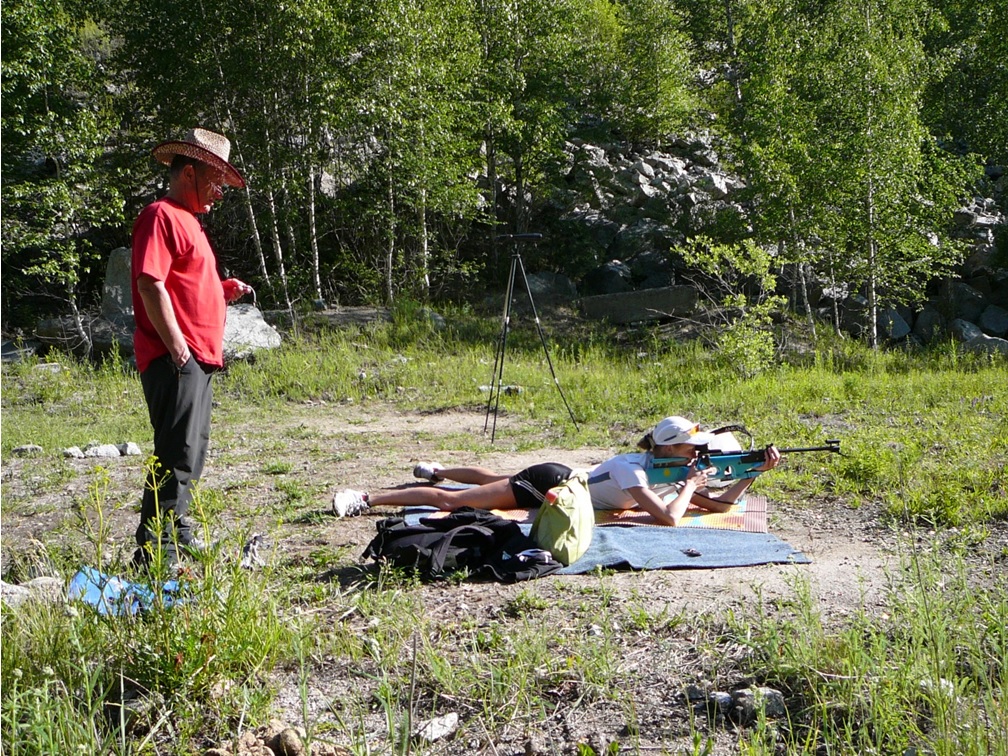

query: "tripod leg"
(514, 254), (580, 431)
(485, 252), (519, 440)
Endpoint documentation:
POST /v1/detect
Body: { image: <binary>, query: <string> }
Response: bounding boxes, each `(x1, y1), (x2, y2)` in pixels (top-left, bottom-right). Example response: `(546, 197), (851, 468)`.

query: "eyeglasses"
(192, 165), (226, 194)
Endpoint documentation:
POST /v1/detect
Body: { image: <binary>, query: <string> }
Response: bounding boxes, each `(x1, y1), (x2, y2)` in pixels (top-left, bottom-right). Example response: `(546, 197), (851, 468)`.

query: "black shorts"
(509, 463), (573, 508)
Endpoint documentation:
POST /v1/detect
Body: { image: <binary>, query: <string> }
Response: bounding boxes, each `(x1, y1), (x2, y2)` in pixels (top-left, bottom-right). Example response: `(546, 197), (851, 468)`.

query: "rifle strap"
(709, 424), (754, 450)
(710, 423), (748, 435)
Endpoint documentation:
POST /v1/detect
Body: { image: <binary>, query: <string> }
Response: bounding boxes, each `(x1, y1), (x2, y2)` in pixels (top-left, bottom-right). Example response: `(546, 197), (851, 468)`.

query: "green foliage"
(923, 0), (1008, 165)
(805, 0), (978, 344)
(572, 0), (696, 142)
(680, 237), (787, 378)
(1, 0), (999, 326)
(1, 0), (124, 322)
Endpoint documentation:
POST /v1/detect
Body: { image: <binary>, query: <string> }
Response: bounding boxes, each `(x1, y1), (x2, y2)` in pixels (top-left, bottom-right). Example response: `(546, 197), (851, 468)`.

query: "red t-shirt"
(132, 197), (226, 373)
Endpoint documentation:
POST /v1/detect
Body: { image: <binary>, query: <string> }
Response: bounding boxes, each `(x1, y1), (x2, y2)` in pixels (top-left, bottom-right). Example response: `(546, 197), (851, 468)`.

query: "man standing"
(131, 127), (252, 569)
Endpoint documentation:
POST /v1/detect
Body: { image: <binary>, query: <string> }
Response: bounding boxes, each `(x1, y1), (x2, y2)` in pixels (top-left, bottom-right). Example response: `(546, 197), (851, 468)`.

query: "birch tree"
(811, 0), (975, 346)
(725, 0), (823, 331)
(472, 0), (581, 242)
(2, 0), (123, 353)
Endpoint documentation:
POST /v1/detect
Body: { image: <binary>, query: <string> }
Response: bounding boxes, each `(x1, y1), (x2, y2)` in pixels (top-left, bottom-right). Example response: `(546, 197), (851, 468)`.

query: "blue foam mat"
(556, 524), (810, 573)
(402, 509), (810, 572)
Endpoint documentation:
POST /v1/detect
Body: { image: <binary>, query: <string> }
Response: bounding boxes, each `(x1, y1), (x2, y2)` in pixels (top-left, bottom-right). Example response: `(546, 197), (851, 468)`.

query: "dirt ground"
(5, 405), (997, 754)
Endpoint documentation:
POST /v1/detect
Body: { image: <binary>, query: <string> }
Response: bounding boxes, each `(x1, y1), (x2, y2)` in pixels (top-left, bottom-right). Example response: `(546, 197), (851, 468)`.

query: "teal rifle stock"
(647, 439), (841, 485)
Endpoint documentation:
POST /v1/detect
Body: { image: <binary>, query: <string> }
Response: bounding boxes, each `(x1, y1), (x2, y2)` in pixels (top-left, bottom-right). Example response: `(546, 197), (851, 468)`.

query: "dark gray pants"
(137, 355), (214, 547)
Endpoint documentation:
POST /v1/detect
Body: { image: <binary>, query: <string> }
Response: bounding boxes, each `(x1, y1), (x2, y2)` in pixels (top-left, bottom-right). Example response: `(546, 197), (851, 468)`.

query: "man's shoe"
(331, 489), (370, 518)
(412, 462), (444, 483)
(130, 542), (180, 574)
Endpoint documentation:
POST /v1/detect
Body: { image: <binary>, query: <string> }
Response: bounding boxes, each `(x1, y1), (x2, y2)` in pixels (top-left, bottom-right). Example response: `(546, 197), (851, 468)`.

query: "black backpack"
(362, 507), (562, 582)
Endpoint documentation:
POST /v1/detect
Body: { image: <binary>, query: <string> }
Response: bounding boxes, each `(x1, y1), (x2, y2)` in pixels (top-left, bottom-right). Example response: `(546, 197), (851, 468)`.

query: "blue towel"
(67, 566), (186, 616)
(556, 525), (810, 573)
(403, 509), (809, 573)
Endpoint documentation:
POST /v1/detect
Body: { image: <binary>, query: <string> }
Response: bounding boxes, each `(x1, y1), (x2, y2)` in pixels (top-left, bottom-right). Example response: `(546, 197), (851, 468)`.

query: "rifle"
(647, 439), (841, 486)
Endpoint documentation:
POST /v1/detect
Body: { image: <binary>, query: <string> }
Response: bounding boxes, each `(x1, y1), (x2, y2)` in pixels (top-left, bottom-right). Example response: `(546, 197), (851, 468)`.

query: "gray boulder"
(626, 251), (675, 290)
(838, 295), (870, 339)
(2, 339), (41, 363)
(695, 173), (730, 200)
(1, 577), (65, 609)
(609, 219), (679, 259)
(939, 280), (987, 322)
(223, 304), (283, 361)
(101, 246), (134, 327)
(963, 244), (999, 277)
(964, 333), (1008, 357)
(84, 443), (122, 458)
(950, 318), (984, 342)
(879, 308), (911, 342)
(581, 261), (633, 296)
(728, 686), (787, 725)
(978, 304), (1008, 337)
(525, 272), (578, 301)
(912, 304), (946, 344)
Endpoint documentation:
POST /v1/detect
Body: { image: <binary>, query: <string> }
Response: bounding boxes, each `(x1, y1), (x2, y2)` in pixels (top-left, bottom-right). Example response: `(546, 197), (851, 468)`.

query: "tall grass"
(728, 547), (1007, 755)
(1, 466), (292, 755)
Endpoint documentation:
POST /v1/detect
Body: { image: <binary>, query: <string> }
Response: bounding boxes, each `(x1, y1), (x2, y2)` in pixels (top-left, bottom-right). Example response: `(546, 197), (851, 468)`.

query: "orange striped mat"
(419, 494), (768, 533)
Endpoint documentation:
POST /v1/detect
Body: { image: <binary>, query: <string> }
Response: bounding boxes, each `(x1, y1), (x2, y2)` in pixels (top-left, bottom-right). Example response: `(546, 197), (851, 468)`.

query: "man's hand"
(222, 278), (253, 303)
(173, 344), (192, 369)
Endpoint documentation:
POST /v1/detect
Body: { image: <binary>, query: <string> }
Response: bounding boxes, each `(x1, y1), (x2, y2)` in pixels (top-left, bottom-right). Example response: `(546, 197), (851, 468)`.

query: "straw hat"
(152, 127), (245, 188)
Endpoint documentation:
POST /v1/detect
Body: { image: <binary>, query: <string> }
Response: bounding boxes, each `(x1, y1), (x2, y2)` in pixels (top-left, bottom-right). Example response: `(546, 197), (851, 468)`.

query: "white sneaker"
(412, 462), (444, 483)
(332, 489), (370, 518)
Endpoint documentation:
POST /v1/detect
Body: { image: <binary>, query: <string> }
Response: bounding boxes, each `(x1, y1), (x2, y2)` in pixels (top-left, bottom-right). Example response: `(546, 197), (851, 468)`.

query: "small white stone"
(84, 444), (122, 458)
(412, 712), (459, 743)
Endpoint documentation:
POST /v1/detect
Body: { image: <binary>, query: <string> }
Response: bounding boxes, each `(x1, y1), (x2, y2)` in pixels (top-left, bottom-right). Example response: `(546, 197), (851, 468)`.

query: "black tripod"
(484, 233), (579, 441)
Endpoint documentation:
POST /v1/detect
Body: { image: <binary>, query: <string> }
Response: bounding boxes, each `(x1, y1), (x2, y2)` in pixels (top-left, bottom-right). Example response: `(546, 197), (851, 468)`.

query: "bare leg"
(369, 478), (517, 511)
(433, 466), (508, 485)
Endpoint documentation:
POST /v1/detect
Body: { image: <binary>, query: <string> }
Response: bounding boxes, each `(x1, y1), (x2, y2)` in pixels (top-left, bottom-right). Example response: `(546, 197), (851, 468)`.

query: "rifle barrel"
(775, 440), (841, 455)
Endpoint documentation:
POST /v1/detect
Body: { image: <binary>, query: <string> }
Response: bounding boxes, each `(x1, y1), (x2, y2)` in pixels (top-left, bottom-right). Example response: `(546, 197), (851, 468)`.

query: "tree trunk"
(487, 128), (501, 278)
(864, 2), (878, 350)
(286, 220), (299, 309)
(514, 151), (526, 234)
(386, 160), (396, 306)
(800, 262), (816, 338)
(307, 164), (323, 303)
(418, 186), (430, 297)
(723, 0), (743, 108)
(265, 184), (292, 313)
(67, 281), (92, 358)
(221, 133), (270, 285)
(829, 251), (842, 337)
(787, 205), (816, 337)
(209, 89), (270, 286)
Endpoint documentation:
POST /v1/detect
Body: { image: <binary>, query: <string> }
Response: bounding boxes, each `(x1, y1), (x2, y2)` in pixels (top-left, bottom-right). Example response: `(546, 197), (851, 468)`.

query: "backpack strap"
(426, 524), (496, 575)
